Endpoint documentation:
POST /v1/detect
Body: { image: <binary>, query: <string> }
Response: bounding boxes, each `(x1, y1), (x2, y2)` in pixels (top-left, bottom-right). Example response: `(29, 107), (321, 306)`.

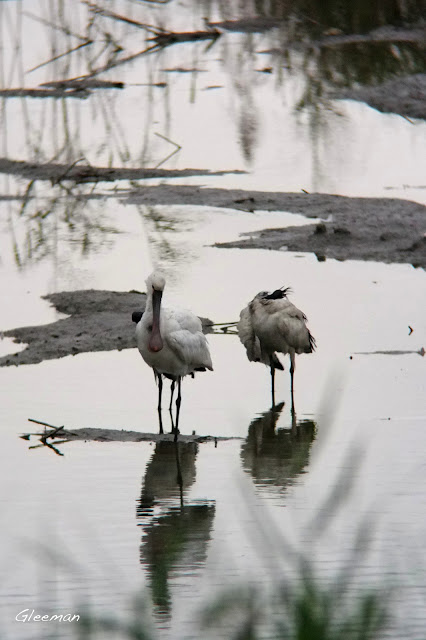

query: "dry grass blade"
(84, 1), (166, 35)
(153, 132), (182, 169)
(23, 10), (88, 40)
(83, 46), (158, 77)
(306, 442), (365, 539)
(18, 180), (35, 217)
(26, 40), (93, 74)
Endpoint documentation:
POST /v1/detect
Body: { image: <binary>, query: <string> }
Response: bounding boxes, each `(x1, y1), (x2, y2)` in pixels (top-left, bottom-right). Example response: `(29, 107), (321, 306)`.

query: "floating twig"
(22, 418), (80, 456)
(27, 418), (77, 438)
(29, 439), (68, 456)
(28, 417), (60, 430)
(22, 420), (67, 456)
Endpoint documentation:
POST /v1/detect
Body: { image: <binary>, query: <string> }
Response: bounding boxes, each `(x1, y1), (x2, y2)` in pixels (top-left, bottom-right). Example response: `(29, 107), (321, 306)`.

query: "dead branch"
(83, 1), (166, 35)
(28, 417), (62, 430)
(0, 88), (89, 99)
(81, 47), (156, 78)
(29, 440), (66, 456)
(148, 28), (221, 48)
(26, 418), (78, 439)
(22, 419), (69, 455)
(40, 79), (124, 90)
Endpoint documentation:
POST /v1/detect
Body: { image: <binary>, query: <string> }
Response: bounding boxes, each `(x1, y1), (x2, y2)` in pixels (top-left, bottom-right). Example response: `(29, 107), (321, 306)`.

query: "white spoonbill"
(134, 271), (213, 436)
(238, 287), (315, 408)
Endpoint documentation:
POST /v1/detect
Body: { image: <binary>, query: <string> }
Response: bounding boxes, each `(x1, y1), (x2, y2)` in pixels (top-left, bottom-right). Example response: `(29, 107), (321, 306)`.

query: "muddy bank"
(318, 25), (426, 120)
(334, 73), (426, 120)
(22, 425), (236, 445)
(126, 187), (426, 268)
(1, 190), (424, 368)
(0, 158), (245, 183)
(20, 423), (239, 456)
(1, 290), (213, 367)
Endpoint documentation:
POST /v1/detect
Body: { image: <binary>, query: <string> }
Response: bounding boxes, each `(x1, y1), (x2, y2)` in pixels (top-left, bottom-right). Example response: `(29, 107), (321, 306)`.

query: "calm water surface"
(0, 1), (425, 639)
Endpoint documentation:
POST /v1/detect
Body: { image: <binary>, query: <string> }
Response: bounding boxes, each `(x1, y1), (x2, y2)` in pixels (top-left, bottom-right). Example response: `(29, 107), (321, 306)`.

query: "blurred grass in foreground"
(74, 441), (392, 640)
(75, 553), (389, 640)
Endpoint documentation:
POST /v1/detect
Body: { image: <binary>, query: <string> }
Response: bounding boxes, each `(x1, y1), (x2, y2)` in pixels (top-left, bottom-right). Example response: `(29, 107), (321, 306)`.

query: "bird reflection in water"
(136, 440), (215, 621)
(241, 403), (316, 494)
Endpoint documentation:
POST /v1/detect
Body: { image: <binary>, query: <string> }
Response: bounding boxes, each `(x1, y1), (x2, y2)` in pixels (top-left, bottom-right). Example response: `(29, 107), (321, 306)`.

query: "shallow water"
(0, 2), (426, 639)
(1, 239), (425, 639)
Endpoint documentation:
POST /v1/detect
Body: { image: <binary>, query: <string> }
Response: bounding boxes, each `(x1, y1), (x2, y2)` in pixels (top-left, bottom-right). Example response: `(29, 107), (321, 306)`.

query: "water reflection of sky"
(0, 1), (425, 201)
(0, 1), (425, 279)
(0, 3), (426, 640)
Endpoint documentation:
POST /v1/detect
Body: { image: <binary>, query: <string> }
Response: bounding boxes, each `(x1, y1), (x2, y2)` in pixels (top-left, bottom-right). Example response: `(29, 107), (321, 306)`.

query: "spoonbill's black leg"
(174, 377), (182, 441)
(156, 372), (164, 434)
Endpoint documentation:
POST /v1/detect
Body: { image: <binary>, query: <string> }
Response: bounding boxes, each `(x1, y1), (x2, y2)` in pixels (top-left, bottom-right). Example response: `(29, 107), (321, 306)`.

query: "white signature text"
(16, 609), (80, 623)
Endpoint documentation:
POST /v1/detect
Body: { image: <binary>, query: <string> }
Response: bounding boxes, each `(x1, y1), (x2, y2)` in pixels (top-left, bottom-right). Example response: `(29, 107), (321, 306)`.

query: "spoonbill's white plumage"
(134, 271), (213, 436)
(238, 287), (315, 407)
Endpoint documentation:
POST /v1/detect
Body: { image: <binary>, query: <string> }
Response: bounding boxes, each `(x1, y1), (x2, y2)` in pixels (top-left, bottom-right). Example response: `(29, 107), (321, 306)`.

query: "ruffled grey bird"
(238, 287), (315, 407)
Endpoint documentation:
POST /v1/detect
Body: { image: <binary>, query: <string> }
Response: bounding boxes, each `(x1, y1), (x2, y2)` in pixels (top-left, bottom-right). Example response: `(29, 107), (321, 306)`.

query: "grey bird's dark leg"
(269, 356), (276, 407)
(290, 351), (296, 413)
(169, 379), (176, 429)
